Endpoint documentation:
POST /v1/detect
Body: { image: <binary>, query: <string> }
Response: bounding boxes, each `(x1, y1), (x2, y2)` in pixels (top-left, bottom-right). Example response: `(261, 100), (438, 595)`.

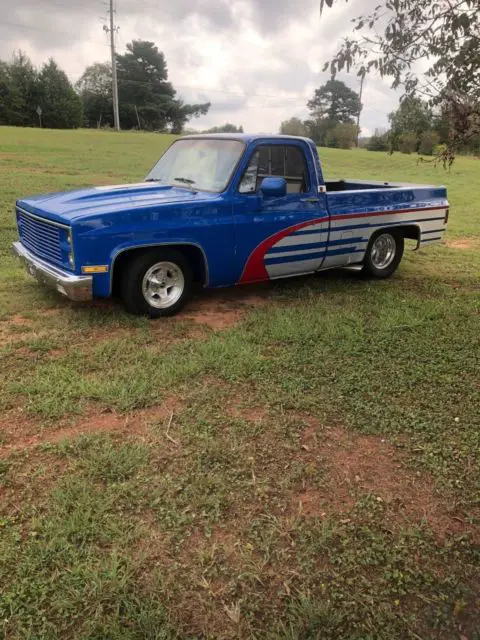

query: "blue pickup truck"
(13, 134), (449, 317)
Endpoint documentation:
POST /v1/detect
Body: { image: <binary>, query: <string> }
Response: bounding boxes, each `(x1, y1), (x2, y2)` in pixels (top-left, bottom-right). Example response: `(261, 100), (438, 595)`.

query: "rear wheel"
(120, 249), (193, 317)
(362, 230), (404, 279)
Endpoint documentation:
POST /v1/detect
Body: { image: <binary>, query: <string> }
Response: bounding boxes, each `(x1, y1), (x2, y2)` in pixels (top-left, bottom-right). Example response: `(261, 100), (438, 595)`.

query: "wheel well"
(394, 224), (421, 242)
(111, 244), (208, 296)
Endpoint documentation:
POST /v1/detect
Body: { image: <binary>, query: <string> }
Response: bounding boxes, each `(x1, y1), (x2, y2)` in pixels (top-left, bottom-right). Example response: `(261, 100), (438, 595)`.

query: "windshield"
(145, 138), (245, 193)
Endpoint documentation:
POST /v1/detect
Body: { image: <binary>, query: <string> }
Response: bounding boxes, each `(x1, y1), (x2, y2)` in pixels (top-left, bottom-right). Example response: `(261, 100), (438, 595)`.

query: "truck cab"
(13, 134), (449, 317)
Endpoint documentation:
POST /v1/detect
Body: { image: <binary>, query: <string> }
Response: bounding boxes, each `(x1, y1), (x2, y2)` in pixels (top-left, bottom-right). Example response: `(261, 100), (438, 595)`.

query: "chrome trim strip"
(326, 184), (447, 195)
(16, 206), (71, 230)
(12, 241), (92, 302)
(110, 242), (210, 294)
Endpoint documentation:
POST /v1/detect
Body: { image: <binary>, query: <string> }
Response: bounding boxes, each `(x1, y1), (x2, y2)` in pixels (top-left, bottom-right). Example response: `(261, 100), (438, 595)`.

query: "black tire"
(362, 230), (404, 279)
(120, 249), (193, 317)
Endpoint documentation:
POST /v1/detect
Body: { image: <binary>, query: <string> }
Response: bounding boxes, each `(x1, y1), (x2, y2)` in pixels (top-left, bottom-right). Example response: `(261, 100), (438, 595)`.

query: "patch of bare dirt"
(293, 424), (477, 540)
(227, 404), (267, 422)
(181, 286), (269, 330)
(0, 315), (34, 347)
(445, 238), (477, 250)
(0, 397), (181, 458)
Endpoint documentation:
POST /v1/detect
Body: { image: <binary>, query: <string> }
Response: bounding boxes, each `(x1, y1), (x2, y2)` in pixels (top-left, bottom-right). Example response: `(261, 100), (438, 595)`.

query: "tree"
(116, 40), (210, 132)
(7, 51), (39, 126)
(0, 61), (24, 125)
(76, 63), (112, 128)
(204, 123), (244, 133)
(319, 0), (480, 157)
(307, 79), (361, 125)
(37, 60), (83, 129)
(388, 97), (432, 151)
(306, 79), (361, 145)
(279, 117), (307, 136)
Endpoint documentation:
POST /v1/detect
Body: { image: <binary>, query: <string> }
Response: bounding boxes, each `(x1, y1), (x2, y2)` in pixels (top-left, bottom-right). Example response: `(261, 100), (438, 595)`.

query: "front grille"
(17, 209), (66, 267)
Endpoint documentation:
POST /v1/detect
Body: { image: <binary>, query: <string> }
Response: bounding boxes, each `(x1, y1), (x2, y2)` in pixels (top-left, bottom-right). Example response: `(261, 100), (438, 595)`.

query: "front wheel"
(120, 249), (193, 317)
(362, 230), (404, 279)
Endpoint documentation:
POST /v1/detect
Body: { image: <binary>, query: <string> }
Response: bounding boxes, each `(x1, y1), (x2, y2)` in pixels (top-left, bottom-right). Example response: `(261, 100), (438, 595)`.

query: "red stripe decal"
(238, 205), (448, 284)
(239, 217), (328, 284)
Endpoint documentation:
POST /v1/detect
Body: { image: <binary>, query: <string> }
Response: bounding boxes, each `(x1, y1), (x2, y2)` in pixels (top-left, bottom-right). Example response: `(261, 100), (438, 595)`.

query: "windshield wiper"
(173, 177), (196, 185)
(145, 177), (163, 183)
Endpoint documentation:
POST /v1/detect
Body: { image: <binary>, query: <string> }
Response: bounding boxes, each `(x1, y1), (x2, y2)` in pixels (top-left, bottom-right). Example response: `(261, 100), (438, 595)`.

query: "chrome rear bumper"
(12, 241), (93, 302)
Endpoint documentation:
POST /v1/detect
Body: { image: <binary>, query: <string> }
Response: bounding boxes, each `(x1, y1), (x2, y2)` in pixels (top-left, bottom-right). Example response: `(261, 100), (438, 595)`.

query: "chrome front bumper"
(12, 241), (93, 302)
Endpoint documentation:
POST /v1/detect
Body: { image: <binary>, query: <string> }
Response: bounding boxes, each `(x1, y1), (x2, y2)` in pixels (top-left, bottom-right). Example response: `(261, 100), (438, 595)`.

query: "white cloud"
(0, 0), (402, 134)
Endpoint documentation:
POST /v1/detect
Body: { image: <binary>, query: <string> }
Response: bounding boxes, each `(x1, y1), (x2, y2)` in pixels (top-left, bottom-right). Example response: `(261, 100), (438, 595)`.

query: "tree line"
(319, 0), (479, 162)
(280, 79), (480, 155)
(0, 40), (210, 133)
(366, 96), (479, 155)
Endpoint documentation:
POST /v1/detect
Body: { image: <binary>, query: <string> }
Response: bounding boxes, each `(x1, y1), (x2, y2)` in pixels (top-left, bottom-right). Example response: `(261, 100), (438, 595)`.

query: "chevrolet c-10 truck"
(13, 134), (449, 317)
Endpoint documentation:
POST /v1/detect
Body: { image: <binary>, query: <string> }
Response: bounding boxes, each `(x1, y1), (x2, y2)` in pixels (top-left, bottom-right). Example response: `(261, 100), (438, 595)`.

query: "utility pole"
(105, 0), (120, 131)
(356, 74), (365, 147)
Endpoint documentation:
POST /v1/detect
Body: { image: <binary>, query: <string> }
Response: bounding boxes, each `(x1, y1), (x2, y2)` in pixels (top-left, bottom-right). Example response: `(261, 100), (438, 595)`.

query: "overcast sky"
(1, 0), (401, 135)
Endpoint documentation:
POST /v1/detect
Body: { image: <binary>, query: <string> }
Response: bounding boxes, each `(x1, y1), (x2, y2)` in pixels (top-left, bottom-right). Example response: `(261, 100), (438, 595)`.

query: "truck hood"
(16, 182), (218, 224)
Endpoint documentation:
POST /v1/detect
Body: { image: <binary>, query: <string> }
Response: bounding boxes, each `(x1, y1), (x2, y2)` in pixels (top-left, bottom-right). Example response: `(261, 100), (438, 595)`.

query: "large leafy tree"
(306, 79), (361, 145)
(116, 40), (210, 132)
(37, 60), (83, 129)
(320, 0), (480, 156)
(76, 63), (112, 128)
(307, 79), (361, 124)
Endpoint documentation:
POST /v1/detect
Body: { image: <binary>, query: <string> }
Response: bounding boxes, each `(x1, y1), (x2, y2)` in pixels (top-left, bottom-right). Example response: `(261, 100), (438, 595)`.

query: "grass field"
(0, 126), (479, 639)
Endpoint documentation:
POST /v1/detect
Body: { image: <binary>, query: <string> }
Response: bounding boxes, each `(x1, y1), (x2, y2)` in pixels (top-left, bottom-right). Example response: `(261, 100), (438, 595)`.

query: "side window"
(238, 145), (309, 194)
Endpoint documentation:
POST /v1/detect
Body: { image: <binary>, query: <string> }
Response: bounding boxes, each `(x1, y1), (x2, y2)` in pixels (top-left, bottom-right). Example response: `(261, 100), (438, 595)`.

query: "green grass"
(0, 126), (479, 639)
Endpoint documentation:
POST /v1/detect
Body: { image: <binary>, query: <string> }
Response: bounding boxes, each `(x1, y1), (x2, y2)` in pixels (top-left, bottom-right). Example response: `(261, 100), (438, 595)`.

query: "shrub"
(325, 123), (358, 149)
(366, 132), (390, 151)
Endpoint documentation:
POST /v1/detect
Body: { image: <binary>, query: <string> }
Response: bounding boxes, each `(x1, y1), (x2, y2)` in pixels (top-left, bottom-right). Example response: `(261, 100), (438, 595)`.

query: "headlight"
(66, 229), (75, 268)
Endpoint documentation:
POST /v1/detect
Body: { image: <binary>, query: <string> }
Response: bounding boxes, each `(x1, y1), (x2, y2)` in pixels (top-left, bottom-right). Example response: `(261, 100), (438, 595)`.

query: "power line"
(111, 76), (311, 103)
(0, 19), (107, 45)
(22, 0), (99, 11)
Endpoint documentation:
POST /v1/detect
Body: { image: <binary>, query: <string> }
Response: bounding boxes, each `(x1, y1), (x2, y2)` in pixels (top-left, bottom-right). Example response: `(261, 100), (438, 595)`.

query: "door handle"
(301, 197), (320, 203)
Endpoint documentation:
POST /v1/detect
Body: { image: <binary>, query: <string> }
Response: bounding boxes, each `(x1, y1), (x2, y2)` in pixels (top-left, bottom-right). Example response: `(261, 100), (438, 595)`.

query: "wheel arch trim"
(109, 242), (209, 294)
(369, 223), (421, 250)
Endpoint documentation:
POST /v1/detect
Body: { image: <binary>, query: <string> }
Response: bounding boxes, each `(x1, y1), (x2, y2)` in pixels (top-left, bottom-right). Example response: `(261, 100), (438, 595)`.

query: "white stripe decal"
(294, 221), (330, 232)
(274, 232), (329, 248)
(330, 209), (446, 228)
(266, 258), (321, 278)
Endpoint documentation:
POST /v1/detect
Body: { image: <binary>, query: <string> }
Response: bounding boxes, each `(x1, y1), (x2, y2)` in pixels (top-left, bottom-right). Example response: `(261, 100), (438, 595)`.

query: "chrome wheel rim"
(142, 261), (184, 309)
(370, 234), (396, 269)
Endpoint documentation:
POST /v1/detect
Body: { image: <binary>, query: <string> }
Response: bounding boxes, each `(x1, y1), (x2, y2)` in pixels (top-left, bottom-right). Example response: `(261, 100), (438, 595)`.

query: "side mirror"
(260, 177), (287, 198)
